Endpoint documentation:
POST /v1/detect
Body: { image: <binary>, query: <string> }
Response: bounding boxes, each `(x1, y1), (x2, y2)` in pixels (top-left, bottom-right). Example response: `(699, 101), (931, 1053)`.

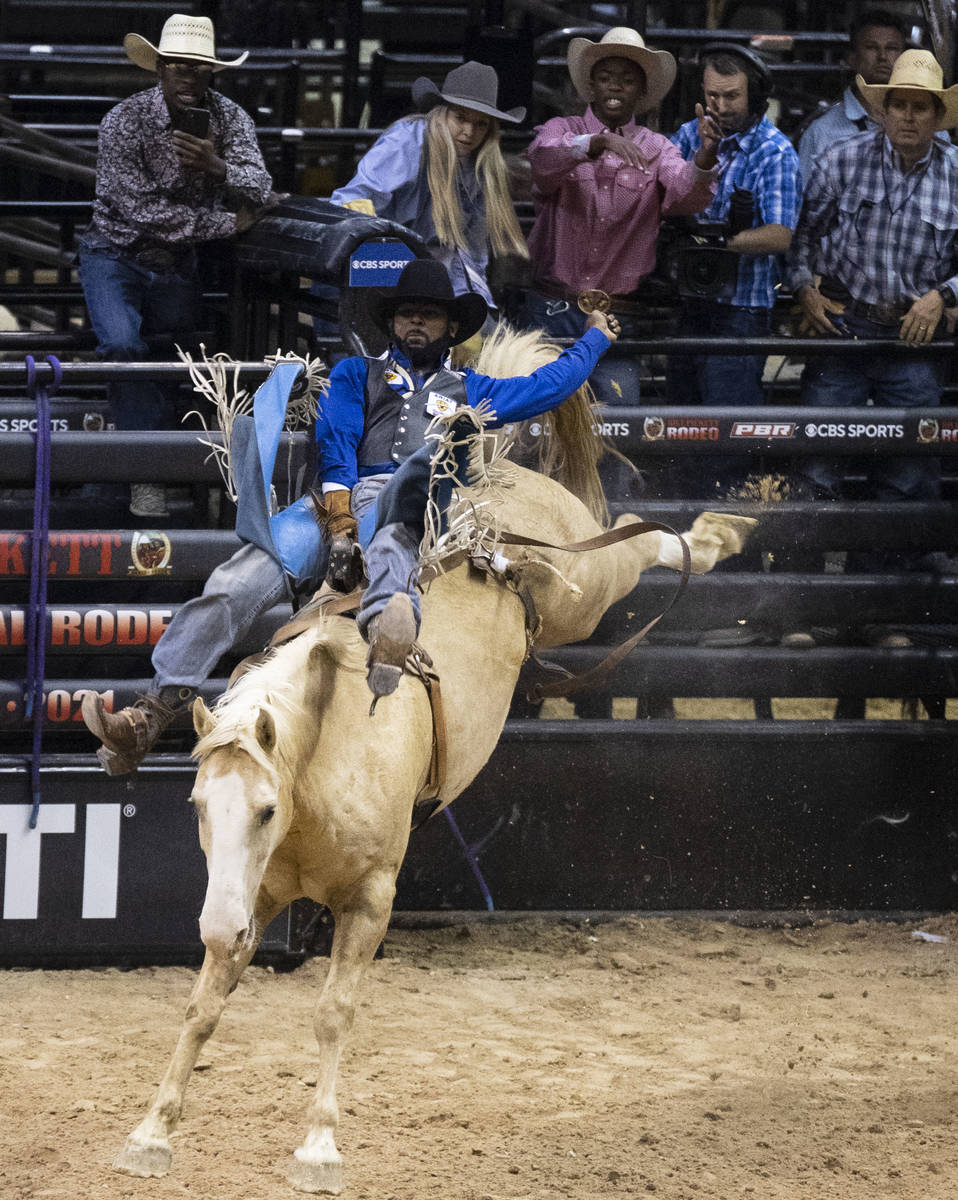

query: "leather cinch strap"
(406, 649), (448, 829)
(494, 521), (692, 701)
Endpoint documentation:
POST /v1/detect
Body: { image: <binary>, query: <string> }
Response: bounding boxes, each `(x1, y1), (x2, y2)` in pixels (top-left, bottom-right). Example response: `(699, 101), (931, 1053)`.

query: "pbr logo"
(348, 241), (416, 287)
(128, 531), (172, 576)
(731, 422), (797, 438)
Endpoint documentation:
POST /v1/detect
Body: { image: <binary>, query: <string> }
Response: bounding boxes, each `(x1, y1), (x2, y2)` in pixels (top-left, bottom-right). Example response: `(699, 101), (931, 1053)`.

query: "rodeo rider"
(81, 260), (620, 770)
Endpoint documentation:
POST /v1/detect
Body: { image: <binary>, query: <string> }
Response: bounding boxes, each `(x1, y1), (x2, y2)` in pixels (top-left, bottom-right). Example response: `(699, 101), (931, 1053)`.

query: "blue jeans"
(356, 520), (423, 638)
(151, 543), (291, 689)
(666, 300), (771, 498)
(78, 243), (201, 430)
(800, 311), (943, 501)
(668, 300), (770, 407)
(520, 288), (642, 408)
(349, 474), (426, 638)
(151, 478), (388, 690)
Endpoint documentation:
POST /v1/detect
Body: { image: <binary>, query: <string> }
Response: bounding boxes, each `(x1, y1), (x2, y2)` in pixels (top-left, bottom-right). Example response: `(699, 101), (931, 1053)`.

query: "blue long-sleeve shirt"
(316, 327), (610, 490)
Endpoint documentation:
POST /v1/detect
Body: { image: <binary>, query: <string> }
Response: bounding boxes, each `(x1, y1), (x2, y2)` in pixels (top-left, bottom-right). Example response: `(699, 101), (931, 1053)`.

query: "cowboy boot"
(81, 685), (195, 776)
(365, 592), (417, 709)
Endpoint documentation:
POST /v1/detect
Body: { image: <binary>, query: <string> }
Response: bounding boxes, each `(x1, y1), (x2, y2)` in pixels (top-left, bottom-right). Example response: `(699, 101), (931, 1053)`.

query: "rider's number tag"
(425, 392), (459, 417)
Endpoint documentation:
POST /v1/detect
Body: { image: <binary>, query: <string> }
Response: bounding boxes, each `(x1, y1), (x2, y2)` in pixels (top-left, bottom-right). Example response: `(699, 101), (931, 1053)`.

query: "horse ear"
(254, 708), (277, 753)
(193, 697), (215, 738)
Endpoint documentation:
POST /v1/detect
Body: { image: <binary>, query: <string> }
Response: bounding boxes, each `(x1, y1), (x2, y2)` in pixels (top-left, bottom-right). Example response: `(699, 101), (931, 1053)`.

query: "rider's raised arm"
(463, 325), (612, 425)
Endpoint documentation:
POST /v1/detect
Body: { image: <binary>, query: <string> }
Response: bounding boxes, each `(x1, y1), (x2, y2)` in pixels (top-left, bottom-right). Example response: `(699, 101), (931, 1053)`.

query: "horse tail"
(461, 322), (618, 527)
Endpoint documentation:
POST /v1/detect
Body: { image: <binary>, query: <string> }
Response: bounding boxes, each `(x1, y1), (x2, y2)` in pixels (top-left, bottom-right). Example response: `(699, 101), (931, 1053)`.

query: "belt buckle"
(871, 303), (898, 326)
(577, 289), (611, 315)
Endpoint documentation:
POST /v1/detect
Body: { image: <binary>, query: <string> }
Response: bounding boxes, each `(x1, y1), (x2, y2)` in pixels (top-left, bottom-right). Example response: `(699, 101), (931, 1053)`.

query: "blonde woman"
(331, 61), (527, 311)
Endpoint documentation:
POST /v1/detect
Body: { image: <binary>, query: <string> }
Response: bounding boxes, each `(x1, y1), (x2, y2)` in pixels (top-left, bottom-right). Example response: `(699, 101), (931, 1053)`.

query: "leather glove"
(343, 198), (376, 216)
(317, 490), (362, 592)
(320, 489), (358, 539)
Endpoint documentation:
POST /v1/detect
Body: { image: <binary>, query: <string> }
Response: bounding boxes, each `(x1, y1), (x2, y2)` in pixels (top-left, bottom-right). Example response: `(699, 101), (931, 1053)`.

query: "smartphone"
(172, 106), (210, 139)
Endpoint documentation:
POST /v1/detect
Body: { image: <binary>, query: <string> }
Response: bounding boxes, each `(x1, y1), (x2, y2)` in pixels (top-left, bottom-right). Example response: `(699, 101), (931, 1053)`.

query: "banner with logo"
(347, 241), (416, 287)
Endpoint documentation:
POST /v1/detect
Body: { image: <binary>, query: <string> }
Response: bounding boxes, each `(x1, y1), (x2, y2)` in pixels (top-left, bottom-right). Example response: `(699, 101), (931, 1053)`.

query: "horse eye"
(258, 806), (276, 826)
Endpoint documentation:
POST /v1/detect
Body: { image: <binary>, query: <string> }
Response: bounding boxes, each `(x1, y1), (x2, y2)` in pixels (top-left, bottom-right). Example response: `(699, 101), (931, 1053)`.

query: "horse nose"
(199, 897), (252, 957)
(200, 918), (251, 958)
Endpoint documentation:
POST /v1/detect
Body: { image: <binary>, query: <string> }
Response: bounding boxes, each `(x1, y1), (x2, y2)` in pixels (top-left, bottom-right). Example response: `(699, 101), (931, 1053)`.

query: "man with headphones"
(668, 41), (801, 493)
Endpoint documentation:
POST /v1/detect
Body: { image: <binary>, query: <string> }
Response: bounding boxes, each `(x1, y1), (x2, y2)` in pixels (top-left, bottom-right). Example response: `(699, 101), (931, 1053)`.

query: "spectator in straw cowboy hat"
(78, 13), (274, 518)
(779, 48), (958, 649)
(787, 49), (958, 527)
(523, 27), (720, 353)
(330, 61), (528, 313)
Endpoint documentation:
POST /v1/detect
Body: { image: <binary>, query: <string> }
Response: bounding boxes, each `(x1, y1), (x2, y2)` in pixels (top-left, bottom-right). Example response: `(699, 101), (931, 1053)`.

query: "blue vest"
(357, 356), (469, 469)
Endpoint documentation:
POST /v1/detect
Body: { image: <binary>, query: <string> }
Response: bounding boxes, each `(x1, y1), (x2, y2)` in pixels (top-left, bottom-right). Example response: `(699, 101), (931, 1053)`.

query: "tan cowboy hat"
(124, 14), (248, 73)
(857, 48), (958, 130)
(567, 27), (677, 110)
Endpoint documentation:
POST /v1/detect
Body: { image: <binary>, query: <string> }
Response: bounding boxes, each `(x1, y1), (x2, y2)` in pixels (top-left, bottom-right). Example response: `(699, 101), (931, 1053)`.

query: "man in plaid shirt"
(668, 43), (800, 494)
(787, 48), (958, 509)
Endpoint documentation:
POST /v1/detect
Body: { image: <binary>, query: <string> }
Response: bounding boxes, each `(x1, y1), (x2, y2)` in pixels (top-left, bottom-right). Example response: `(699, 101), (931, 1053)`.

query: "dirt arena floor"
(3, 913), (958, 1200)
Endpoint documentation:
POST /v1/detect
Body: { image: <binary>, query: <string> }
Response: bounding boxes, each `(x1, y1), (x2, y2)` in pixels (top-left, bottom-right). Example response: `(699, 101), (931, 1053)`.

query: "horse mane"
(462, 322), (614, 526)
(192, 616), (364, 772)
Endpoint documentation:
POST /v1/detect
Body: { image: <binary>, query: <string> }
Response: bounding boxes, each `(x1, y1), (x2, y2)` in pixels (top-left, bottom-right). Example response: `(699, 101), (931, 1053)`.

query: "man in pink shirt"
(523, 26), (720, 363)
(515, 28), (721, 721)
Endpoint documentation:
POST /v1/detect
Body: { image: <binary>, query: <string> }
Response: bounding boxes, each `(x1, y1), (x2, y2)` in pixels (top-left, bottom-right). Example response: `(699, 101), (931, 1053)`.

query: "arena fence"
(1, 327), (957, 963)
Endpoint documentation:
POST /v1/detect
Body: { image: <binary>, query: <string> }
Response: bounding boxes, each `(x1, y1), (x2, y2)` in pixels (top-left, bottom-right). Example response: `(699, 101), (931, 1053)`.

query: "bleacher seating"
(1, 2), (958, 953)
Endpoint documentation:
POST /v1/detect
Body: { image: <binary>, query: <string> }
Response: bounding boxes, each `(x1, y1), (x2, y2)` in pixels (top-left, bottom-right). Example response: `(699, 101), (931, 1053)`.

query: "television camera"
(657, 186), (756, 301)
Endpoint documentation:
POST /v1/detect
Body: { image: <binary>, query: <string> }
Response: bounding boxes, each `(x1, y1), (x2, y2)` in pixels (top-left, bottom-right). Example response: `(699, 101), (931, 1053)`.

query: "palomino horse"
(112, 463), (754, 1194)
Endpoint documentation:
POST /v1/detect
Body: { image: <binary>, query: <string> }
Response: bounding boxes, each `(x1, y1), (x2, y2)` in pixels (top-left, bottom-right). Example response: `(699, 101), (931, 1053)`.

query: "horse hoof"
(288, 1155), (343, 1194)
(112, 1136), (173, 1177)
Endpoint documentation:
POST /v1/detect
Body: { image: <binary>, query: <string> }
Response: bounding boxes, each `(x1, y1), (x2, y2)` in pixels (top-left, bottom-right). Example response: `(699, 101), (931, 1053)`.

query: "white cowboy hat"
(124, 14), (248, 73)
(857, 48), (958, 131)
(567, 27), (677, 111)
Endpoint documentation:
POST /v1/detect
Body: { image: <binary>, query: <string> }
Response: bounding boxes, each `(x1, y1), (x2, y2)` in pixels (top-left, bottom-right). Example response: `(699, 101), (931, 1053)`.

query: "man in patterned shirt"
(669, 43), (801, 447)
(78, 14), (274, 517)
(787, 49), (958, 512)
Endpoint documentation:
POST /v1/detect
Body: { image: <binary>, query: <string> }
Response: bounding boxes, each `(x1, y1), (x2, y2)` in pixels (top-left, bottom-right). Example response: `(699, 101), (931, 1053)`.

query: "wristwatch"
(937, 284), (957, 308)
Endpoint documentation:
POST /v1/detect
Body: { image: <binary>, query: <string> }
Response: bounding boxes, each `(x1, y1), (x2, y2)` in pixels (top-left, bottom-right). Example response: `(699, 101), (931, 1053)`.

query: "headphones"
(699, 41), (773, 116)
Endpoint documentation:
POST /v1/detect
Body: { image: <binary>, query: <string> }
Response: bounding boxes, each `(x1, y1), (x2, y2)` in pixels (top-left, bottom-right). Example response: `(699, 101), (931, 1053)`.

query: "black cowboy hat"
(411, 60), (525, 124)
(368, 259), (488, 346)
